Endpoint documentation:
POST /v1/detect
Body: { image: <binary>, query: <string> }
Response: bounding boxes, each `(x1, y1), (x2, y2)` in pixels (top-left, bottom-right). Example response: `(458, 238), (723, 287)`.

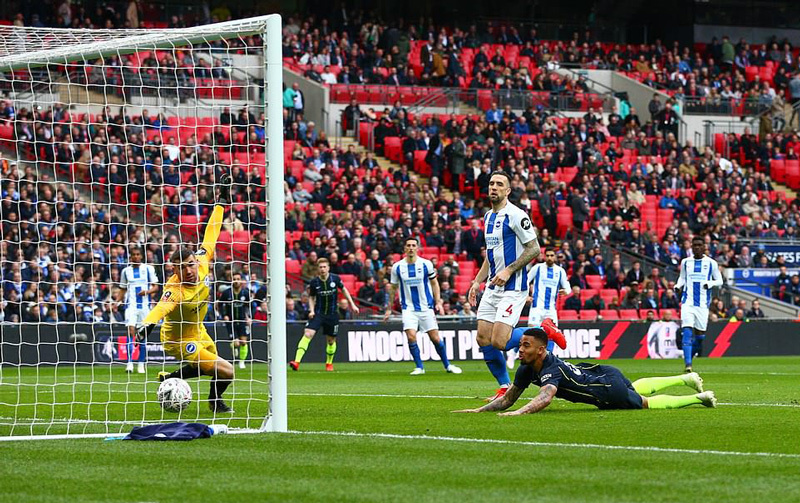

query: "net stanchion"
(0, 15), (285, 440)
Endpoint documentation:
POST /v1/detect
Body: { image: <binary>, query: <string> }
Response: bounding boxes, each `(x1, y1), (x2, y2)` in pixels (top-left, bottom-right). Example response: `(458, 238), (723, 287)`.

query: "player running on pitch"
(384, 237), (462, 375)
(507, 249), (570, 369)
(290, 257), (360, 372)
(117, 246), (159, 373)
(136, 175), (236, 413)
(454, 328), (716, 415)
(675, 236), (723, 373)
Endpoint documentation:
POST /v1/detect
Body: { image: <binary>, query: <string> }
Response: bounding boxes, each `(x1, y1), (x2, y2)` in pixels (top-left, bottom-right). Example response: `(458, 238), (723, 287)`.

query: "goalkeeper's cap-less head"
(170, 246), (195, 265)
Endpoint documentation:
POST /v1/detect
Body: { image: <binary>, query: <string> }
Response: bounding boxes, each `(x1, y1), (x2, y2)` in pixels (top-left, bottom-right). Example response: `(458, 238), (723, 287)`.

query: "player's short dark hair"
(523, 327), (548, 345)
(489, 170), (512, 186)
(404, 236), (420, 246)
(692, 235), (704, 244)
(170, 246), (195, 264)
(130, 246), (143, 255)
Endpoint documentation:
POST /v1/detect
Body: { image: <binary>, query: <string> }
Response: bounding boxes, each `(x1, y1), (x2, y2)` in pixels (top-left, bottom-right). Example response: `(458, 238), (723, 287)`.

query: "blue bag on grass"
(124, 422), (216, 441)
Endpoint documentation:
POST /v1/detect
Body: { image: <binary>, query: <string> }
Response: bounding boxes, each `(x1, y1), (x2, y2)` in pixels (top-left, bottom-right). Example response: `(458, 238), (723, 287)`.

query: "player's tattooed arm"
(452, 385), (523, 413)
(507, 239), (540, 275)
(498, 384), (556, 416)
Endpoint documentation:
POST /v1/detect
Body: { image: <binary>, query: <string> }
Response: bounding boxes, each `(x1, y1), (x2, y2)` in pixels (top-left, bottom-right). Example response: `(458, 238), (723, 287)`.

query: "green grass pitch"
(2, 356), (800, 502)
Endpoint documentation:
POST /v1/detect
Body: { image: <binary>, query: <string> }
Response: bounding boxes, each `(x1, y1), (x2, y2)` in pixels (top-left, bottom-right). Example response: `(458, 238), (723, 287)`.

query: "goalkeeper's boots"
(697, 390), (717, 408)
(541, 318), (567, 350)
(325, 363), (334, 372)
(217, 173), (232, 205)
(126, 362), (134, 373)
(157, 371), (170, 382)
(289, 360), (300, 371)
(484, 386), (509, 403)
(210, 399), (234, 414)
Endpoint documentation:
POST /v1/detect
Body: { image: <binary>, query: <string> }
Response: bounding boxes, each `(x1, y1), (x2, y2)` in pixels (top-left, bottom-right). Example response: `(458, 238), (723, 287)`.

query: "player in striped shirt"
(469, 171), (541, 401)
(507, 249), (571, 369)
(384, 237), (462, 375)
(116, 247), (159, 373)
(675, 236), (723, 373)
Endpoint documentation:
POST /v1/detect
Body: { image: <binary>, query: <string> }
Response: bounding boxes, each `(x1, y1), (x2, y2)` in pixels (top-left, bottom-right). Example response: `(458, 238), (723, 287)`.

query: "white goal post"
(0, 15), (286, 439)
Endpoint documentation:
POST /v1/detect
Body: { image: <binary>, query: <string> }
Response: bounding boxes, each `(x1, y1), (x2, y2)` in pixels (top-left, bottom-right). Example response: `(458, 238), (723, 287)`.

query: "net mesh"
(0, 17), (280, 437)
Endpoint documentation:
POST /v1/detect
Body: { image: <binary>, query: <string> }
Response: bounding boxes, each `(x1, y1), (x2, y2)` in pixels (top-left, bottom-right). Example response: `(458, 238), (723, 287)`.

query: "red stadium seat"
(619, 309), (639, 320)
(599, 310), (619, 320)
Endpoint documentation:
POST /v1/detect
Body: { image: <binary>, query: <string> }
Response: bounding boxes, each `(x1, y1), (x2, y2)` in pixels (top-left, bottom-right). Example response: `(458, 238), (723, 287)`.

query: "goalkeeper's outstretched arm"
(199, 173), (231, 259)
(201, 205), (225, 259)
(137, 289), (180, 340)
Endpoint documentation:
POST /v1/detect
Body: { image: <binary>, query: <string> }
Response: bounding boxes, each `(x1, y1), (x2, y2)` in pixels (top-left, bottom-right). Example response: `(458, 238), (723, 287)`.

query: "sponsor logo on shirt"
(521, 218), (532, 230)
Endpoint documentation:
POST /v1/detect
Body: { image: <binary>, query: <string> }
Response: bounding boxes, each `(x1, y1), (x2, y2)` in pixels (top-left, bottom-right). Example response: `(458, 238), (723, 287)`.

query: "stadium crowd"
(3, 8), (800, 325)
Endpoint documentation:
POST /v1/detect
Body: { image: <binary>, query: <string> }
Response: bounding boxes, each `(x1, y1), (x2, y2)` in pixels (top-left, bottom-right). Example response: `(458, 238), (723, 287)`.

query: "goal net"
(0, 15), (286, 439)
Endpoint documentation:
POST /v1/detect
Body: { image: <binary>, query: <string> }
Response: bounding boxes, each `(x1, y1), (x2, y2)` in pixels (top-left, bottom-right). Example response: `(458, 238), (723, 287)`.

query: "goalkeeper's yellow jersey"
(143, 205), (224, 342)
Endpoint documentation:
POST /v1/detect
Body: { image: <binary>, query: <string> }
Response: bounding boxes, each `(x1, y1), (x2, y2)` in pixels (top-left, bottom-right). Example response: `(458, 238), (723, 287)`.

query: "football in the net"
(157, 378), (193, 412)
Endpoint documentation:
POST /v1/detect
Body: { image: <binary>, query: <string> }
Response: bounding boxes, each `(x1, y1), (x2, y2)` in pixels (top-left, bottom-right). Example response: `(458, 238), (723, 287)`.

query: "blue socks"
(480, 344), (511, 386)
(127, 336), (147, 363)
(547, 340), (555, 352)
(409, 342), (423, 369)
(682, 327), (694, 367)
(434, 340), (451, 368)
(506, 327), (526, 352)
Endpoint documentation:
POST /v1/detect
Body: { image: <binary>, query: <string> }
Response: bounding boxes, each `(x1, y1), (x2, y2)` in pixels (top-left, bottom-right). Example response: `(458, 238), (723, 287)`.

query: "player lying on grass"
(136, 175), (235, 413)
(453, 328), (716, 415)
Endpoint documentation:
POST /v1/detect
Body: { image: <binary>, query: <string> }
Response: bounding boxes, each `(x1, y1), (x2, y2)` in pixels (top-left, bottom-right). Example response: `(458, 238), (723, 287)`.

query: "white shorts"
(681, 306), (709, 332)
(125, 307), (150, 327)
(477, 288), (529, 327)
(401, 309), (438, 333)
(528, 309), (558, 327)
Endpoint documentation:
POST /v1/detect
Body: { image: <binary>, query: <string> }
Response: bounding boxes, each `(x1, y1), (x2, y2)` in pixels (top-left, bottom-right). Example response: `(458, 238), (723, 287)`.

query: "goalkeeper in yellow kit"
(136, 175), (236, 413)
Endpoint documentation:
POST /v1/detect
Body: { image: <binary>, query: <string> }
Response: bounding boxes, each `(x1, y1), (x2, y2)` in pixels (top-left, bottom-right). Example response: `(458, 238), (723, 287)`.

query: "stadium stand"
(2, 9), (800, 327)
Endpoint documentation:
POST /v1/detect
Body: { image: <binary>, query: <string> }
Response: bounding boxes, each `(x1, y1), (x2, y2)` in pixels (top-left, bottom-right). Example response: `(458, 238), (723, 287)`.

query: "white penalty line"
(289, 392), (800, 408)
(290, 430), (800, 459)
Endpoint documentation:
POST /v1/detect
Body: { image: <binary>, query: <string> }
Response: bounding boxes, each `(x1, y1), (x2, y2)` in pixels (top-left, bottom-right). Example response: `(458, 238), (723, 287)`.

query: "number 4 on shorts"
(502, 305), (513, 317)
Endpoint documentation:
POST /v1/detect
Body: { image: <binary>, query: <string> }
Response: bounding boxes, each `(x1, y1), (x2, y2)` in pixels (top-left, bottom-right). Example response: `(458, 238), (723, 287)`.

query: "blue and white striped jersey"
(483, 202), (538, 292)
(675, 256), (722, 308)
(390, 258), (437, 312)
(120, 264), (158, 310)
(529, 263), (571, 311)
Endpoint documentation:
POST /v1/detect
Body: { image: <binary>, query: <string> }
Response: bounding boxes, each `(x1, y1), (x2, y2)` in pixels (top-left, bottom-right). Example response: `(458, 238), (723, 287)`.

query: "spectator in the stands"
(730, 308), (748, 323)
(426, 226), (445, 248)
(462, 219), (485, 263)
(584, 291), (606, 312)
(660, 288), (680, 310)
(357, 277), (378, 306)
(625, 261), (644, 286)
(300, 251), (319, 281)
(746, 299), (765, 319)
(641, 288), (659, 310)
(621, 285), (641, 310)
(564, 286), (582, 312)
(774, 266), (793, 299)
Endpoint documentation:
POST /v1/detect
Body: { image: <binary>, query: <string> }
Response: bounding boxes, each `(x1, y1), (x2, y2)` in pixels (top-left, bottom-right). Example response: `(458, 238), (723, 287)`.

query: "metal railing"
(683, 96), (770, 117)
(329, 84), (614, 114)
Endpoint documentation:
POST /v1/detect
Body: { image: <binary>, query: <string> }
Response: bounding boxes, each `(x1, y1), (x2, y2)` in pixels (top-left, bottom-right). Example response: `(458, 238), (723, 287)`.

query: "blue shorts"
(596, 366), (644, 410)
(305, 314), (340, 337)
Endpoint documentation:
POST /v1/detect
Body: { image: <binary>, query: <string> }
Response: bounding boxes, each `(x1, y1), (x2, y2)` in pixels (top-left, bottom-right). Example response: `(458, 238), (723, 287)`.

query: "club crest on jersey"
(330, 281), (336, 288)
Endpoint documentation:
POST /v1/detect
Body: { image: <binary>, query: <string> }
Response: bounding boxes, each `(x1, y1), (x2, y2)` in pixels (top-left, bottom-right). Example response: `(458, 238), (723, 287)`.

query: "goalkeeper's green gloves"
(135, 323), (154, 343)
